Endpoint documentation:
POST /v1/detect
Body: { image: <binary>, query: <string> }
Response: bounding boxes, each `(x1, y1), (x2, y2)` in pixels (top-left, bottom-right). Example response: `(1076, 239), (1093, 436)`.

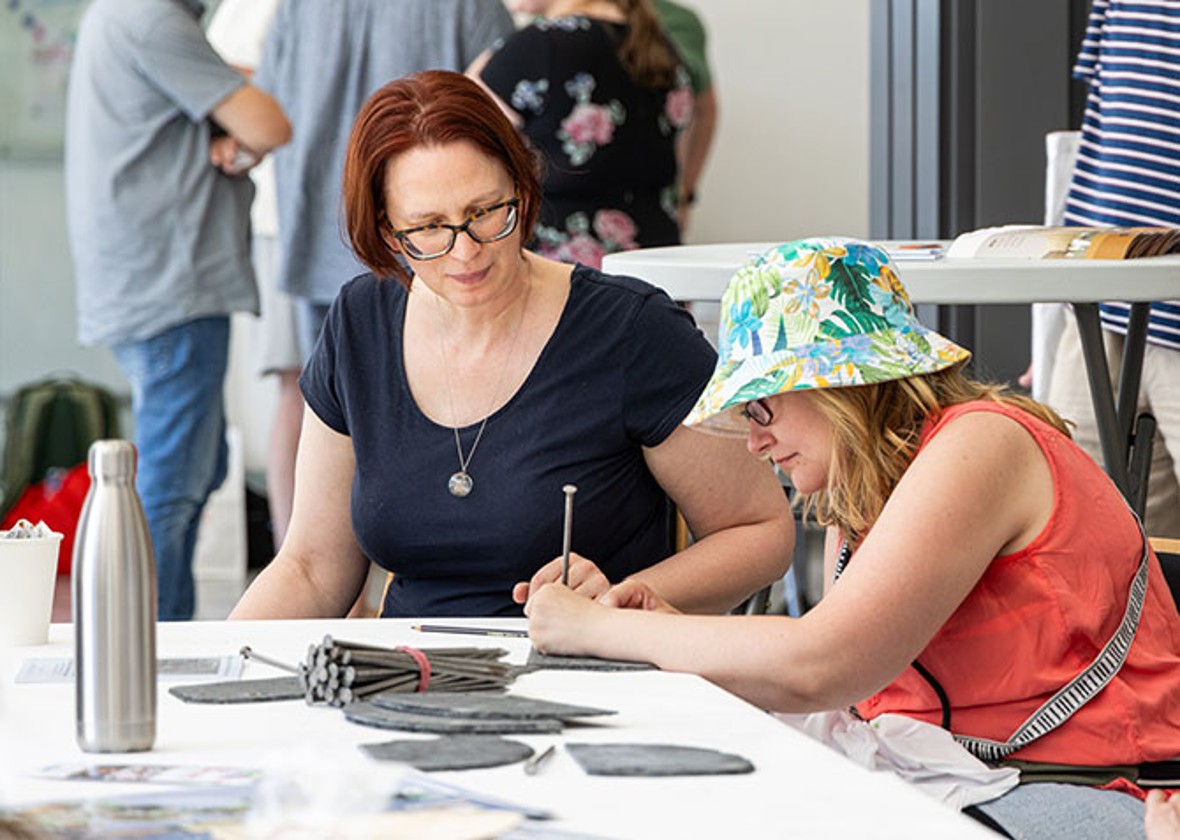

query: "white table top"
(0, 618), (994, 839)
(603, 241), (1180, 304)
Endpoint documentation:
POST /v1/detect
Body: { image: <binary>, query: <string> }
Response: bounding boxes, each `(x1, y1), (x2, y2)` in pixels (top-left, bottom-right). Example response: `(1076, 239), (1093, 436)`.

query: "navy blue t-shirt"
(301, 265), (716, 617)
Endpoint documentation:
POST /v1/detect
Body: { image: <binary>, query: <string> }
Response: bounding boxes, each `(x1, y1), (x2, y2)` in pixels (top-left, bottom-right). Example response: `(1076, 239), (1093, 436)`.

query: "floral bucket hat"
(685, 238), (972, 434)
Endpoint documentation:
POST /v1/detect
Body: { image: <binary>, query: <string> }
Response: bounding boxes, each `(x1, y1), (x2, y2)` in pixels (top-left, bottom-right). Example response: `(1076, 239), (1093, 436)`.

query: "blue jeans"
(975, 782), (1146, 839)
(112, 317), (230, 621)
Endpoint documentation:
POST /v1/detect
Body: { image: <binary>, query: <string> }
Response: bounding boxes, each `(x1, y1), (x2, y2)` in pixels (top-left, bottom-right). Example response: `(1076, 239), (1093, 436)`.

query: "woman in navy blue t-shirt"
(230, 71), (792, 619)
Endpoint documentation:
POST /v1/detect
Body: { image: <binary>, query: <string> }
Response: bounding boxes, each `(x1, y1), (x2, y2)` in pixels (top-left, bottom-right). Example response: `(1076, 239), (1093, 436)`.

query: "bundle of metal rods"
(241, 636), (518, 708)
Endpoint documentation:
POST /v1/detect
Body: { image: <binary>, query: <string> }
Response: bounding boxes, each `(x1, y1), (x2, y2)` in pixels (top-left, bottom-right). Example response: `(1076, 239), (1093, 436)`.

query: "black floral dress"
(480, 16), (693, 268)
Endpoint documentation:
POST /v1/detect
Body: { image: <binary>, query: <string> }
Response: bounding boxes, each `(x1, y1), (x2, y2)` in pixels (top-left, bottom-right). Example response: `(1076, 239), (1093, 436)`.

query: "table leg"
(1117, 303), (1150, 435)
(1120, 303), (1154, 519)
(1129, 413), (1157, 519)
(1073, 303), (1130, 499)
(1072, 302), (1153, 520)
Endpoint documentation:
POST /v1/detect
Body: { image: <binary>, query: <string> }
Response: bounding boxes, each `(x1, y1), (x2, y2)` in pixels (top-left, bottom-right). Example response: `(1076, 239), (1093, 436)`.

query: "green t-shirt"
(654, 0), (711, 94)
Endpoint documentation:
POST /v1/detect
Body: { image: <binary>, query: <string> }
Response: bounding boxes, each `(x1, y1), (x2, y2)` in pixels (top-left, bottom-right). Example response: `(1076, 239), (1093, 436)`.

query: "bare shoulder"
(921, 406), (1045, 465)
(898, 406), (1053, 552)
(893, 406), (1054, 521)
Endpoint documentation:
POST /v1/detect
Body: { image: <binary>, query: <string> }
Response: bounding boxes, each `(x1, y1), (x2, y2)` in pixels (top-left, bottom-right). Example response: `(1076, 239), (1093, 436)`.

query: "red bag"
(1, 462), (91, 576)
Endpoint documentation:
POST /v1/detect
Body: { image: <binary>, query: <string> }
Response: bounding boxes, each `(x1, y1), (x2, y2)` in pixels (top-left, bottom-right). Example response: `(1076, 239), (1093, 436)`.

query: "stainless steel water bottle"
(73, 439), (157, 752)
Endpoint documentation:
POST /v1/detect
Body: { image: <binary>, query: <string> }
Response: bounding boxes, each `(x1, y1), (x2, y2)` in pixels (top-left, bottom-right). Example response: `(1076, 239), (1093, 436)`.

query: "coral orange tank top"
(854, 401), (1180, 765)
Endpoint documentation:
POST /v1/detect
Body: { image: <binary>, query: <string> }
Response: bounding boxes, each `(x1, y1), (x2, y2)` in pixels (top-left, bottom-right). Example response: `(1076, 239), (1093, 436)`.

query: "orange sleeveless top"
(854, 401), (1180, 765)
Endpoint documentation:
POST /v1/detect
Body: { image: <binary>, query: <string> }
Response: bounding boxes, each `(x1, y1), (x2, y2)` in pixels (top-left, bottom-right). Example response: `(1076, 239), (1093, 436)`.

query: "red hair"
(342, 70), (543, 286)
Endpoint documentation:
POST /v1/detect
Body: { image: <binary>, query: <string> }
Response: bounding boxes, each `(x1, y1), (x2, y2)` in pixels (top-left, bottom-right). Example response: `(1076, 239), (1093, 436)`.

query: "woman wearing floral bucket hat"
(528, 238), (1180, 838)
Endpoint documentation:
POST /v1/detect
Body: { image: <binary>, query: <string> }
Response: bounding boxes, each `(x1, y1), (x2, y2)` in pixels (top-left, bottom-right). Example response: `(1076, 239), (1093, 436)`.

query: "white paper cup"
(0, 532), (62, 647)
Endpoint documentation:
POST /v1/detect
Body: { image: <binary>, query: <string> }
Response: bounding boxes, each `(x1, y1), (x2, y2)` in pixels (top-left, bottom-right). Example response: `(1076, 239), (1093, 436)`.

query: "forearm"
(572, 608), (843, 712)
(210, 85), (291, 157)
(628, 514), (794, 614)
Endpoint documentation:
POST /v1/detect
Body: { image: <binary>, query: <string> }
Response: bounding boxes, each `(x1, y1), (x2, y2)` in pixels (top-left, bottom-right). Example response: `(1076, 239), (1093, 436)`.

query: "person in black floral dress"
(471, 0), (693, 268)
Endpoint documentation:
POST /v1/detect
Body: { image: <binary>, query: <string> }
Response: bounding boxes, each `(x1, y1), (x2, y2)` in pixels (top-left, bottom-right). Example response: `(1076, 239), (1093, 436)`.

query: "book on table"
(882, 242), (945, 262)
(946, 225), (1180, 260)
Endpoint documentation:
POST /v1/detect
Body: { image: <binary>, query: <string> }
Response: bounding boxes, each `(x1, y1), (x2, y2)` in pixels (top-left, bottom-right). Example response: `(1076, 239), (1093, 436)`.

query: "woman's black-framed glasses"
(388, 198), (520, 260)
(740, 398), (774, 427)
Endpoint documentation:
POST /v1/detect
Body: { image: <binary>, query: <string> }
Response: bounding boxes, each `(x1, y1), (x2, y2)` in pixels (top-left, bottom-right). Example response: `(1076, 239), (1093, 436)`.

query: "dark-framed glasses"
(388, 198), (520, 260)
(740, 398), (774, 427)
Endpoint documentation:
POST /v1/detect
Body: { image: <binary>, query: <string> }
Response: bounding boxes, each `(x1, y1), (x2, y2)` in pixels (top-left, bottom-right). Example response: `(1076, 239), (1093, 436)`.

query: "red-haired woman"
(229, 71), (792, 620)
(469, 0), (692, 268)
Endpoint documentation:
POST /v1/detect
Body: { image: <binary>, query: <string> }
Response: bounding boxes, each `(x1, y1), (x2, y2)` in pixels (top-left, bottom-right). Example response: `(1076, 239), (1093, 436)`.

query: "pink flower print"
(561, 103), (616, 146)
(665, 86), (694, 129)
(559, 233), (607, 269)
(592, 210), (638, 249)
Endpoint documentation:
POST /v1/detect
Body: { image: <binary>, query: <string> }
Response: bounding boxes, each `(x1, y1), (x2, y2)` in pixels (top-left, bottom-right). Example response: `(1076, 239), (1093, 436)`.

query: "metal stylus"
(561, 484), (577, 586)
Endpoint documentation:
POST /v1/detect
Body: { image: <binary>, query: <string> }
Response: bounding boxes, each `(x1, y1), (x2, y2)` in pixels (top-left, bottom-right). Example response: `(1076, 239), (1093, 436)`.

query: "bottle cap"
(88, 440), (138, 482)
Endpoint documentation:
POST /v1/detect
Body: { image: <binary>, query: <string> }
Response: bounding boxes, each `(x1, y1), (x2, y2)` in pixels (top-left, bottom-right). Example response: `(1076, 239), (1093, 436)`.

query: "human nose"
(746, 422), (774, 458)
(448, 224), (483, 261)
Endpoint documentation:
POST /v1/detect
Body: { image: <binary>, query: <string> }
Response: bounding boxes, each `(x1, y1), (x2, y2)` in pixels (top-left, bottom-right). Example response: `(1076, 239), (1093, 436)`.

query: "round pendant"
(448, 471), (474, 497)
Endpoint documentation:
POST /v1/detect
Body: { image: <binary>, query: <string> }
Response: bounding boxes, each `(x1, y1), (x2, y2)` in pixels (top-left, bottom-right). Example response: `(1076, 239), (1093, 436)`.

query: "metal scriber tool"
(524, 744), (557, 775)
(561, 484), (577, 586)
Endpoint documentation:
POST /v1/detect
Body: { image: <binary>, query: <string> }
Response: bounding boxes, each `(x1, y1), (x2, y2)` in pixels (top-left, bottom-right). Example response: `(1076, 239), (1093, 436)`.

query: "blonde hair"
(800, 365), (1071, 545)
(613, 0), (681, 89)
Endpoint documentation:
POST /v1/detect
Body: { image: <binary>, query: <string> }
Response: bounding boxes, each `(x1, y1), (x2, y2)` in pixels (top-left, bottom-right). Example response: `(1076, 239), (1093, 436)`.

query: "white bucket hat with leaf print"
(685, 238), (972, 434)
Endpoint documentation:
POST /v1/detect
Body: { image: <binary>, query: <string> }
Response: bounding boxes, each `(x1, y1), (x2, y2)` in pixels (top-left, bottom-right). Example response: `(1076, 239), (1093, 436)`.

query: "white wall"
(0, 0), (872, 475)
(683, 0), (871, 244)
(0, 162), (124, 394)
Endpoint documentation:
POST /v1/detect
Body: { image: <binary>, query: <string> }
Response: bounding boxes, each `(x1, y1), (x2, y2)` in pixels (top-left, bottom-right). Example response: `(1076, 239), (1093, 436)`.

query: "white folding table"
(0, 618), (995, 839)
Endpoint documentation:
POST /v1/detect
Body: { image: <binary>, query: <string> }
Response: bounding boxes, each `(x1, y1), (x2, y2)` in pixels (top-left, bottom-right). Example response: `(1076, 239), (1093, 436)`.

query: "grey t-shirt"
(254, 0), (515, 303)
(65, 0), (258, 346)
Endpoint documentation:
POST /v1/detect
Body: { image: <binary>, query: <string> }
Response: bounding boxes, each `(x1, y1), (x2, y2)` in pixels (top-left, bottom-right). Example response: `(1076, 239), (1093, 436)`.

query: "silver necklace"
(435, 271), (531, 498)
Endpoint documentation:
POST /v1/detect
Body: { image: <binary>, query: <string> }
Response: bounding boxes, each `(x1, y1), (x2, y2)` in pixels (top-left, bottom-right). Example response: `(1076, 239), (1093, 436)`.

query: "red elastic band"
(395, 646), (432, 692)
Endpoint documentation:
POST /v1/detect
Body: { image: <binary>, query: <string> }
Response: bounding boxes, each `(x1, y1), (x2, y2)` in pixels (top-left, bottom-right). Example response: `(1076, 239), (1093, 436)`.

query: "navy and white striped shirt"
(1063, 0), (1180, 350)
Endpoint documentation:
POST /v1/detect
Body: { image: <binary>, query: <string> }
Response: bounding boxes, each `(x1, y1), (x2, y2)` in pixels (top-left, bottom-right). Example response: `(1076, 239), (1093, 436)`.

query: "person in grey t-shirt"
(64, 0), (290, 620)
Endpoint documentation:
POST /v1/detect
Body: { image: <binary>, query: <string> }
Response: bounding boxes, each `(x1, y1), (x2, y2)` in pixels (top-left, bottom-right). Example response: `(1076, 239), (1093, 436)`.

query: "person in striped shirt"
(1047, 0), (1180, 539)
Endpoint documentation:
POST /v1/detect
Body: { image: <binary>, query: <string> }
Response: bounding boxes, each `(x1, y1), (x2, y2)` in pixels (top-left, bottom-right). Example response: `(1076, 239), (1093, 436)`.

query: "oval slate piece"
(343, 701), (563, 734)
(565, 743), (754, 776)
(370, 691), (616, 721)
(168, 677), (305, 704)
(526, 649), (656, 671)
(361, 735), (535, 771)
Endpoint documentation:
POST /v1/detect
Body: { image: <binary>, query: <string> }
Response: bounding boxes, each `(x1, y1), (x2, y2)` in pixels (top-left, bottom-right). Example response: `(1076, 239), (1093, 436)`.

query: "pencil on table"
(410, 624), (529, 639)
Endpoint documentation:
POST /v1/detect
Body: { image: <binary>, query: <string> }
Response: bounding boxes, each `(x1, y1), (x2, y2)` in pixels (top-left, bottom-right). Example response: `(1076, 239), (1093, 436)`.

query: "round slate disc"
(565, 743), (755, 776)
(360, 735), (535, 771)
(370, 691), (616, 721)
(343, 701), (563, 734)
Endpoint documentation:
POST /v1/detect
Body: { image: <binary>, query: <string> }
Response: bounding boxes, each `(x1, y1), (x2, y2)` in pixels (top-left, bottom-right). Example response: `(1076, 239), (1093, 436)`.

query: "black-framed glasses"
(740, 398), (774, 427)
(387, 198), (520, 260)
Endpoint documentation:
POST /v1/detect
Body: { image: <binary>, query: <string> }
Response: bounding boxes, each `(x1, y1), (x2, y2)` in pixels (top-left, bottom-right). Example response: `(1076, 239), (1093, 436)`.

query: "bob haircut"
(342, 70), (543, 286)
